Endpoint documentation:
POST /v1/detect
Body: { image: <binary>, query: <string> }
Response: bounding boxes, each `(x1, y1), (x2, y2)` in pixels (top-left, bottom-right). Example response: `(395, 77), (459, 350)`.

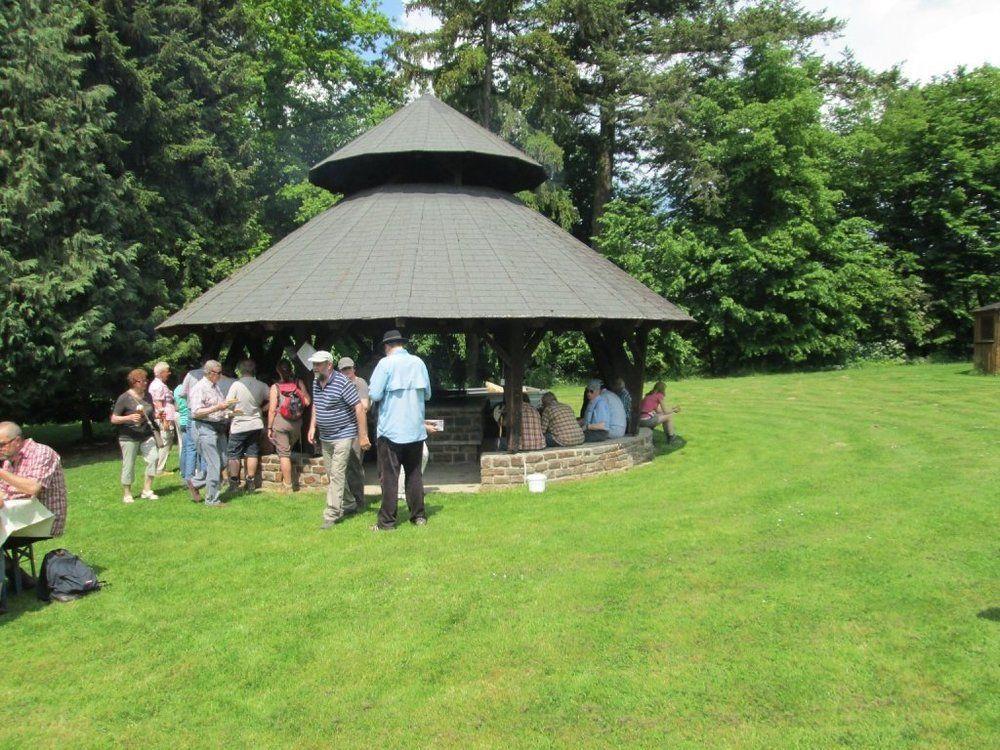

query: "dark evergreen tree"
(0, 0), (142, 429)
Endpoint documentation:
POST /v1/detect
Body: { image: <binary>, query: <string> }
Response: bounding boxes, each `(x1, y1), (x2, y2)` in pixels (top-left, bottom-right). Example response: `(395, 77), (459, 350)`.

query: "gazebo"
(158, 93), (693, 459)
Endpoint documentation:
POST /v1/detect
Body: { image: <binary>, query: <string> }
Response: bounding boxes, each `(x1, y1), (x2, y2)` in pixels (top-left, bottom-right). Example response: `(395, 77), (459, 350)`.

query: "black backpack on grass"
(37, 549), (101, 602)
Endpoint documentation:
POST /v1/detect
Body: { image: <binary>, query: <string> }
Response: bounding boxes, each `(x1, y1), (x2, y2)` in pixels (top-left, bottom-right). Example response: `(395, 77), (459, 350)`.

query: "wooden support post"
(583, 330), (615, 386)
(260, 331), (290, 376)
(624, 326), (649, 435)
(198, 330), (223, 362)
(584, 324), (651, 435)
(485, 325), (546, 454)
(502, 324), (525, 454)
(464, 333), (480, 387)
(222, 333), (244, 371)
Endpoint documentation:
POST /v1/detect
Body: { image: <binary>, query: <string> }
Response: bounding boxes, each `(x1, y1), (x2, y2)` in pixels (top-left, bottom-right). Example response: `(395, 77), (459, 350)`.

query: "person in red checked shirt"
(0, 421), (67, 536)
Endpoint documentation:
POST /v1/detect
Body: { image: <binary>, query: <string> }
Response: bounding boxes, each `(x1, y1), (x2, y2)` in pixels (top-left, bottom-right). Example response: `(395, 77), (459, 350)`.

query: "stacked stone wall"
(479, 430), (655, 488)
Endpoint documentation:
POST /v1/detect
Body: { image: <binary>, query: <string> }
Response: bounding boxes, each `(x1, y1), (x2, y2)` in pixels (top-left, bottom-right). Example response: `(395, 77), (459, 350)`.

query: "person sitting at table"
(0, 421), (68, 536)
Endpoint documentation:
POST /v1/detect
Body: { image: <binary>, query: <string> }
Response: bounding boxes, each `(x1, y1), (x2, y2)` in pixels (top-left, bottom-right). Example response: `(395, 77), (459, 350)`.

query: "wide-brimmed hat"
(381, 329), (408, 344)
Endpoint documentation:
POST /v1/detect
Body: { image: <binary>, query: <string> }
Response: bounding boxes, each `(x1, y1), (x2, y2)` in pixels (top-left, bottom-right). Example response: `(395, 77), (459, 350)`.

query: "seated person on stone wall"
(539, 392), (585, 447)
(639, 381), (681, 443)
(579, 379), (627, 442)
(611, 377), (633, 430)
(497, 395), (546, 451)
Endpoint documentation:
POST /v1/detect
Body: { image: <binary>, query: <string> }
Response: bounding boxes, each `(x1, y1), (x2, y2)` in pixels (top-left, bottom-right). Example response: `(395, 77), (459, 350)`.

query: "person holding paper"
(0, 422), (67, 536)
(368, 330), (431, 531)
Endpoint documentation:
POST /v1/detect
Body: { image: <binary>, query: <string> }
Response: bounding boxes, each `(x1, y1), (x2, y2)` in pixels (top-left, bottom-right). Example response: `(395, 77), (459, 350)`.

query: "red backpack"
(277, 382), (304, 420)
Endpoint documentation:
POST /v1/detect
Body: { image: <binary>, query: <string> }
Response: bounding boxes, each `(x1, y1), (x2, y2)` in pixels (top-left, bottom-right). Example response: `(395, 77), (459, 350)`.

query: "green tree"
(550, 0), (839, 239)
(243, 0), (400, 238)
(0, 0), (142, 429)
(839, 66), (1000, 353)
(393, 0), (580, 230)
(606, 47), (926, 372)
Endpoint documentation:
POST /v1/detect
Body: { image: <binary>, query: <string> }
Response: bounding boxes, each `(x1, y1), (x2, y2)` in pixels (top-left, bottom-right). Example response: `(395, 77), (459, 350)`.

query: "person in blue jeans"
(174, 382), (201, 480)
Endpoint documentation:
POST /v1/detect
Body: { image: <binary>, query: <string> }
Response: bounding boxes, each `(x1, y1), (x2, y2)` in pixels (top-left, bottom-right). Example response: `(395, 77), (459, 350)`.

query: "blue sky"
(377, 0), (997, 82)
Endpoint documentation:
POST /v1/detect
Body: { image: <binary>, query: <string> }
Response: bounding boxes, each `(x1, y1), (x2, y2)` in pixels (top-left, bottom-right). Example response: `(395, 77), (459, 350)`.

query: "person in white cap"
(307, 351), (370, 529)
(338, 356), (370, 507)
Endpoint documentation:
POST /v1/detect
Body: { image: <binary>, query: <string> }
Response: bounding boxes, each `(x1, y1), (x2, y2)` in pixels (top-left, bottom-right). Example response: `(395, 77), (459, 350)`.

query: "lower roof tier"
(158, 183), (693, 332)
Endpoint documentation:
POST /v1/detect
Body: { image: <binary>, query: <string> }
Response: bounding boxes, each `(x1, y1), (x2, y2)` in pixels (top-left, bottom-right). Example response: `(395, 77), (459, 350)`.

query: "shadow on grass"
(651, 432), (688, 457)
(0, 590), (48, 624)
(976, 607), (1000, 622)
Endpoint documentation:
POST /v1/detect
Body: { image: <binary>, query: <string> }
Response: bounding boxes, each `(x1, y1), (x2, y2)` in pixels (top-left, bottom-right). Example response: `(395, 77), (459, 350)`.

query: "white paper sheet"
(296, 342), (317, 369)
(0, 497), (55, 546)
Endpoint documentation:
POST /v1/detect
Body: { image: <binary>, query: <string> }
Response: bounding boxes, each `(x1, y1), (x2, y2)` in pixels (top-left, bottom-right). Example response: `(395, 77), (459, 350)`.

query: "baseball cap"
(308, 350), (334, 364)
(337, 357), (355, 370)
(586, 378), (603, 391)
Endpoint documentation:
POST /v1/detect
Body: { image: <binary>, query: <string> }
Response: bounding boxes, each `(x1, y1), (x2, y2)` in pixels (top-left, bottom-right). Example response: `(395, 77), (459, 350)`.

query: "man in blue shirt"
(307, 350), (370, 529)
(368, 330), (431, 530)
(580, 379), (627, 442)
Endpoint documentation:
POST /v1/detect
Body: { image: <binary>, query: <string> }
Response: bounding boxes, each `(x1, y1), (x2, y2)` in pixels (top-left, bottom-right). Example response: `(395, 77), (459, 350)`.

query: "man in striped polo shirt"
(306, 351), (371, 529)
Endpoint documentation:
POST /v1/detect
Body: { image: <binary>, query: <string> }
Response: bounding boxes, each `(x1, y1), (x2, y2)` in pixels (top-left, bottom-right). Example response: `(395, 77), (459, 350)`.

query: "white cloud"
(801, 0), (999, 81)
(401, 7), (442, 34)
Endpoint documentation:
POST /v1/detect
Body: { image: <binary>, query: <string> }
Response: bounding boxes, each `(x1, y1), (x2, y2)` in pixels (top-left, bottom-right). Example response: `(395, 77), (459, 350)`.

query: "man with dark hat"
(368, 330), (431, 530)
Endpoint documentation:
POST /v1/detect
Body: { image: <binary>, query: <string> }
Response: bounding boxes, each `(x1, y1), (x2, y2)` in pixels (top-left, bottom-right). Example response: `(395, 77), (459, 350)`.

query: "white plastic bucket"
(526, 473), (547, 493)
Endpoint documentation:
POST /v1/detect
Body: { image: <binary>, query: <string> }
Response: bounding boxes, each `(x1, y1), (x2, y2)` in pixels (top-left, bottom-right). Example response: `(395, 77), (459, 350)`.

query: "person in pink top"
(638, 381), (681, 443)
(149, 361), (179, 474)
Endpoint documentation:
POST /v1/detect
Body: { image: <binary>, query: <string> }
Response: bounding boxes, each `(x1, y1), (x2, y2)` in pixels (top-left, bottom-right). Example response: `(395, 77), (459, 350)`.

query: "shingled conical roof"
(157, 94), (694, 337)
(308, 93), (547, 195)
(158, 184), (692, 332)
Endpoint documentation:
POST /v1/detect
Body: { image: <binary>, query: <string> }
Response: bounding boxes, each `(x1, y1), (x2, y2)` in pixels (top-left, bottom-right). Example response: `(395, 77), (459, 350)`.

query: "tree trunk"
(81, 414), (93, 442)
(590, 102), (615, 241)
(480, 19), (493, 127)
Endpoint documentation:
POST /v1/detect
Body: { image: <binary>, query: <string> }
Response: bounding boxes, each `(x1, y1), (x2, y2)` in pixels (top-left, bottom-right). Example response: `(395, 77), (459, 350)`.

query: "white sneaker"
(140, 490), (160, 500)
(123, 495), (135, 504)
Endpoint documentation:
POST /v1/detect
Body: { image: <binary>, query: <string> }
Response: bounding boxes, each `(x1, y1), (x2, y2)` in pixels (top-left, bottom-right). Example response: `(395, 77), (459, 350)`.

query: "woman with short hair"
(638, 381), (681, 443)
(267, 360), (311, 491)
(110, 368), (160, 503)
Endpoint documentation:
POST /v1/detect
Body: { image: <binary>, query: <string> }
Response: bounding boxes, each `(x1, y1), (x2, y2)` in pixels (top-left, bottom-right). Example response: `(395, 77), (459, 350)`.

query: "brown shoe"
(186, 480), (202, 503)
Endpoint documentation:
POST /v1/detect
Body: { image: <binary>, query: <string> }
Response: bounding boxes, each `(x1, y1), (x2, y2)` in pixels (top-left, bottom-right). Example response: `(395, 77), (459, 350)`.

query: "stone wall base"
(479, 429), (655, 488)
(260, 429), (655, 491)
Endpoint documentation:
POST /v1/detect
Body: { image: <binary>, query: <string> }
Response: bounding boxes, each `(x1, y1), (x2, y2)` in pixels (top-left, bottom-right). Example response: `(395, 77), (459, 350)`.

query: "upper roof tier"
(308, 93), (548, 195)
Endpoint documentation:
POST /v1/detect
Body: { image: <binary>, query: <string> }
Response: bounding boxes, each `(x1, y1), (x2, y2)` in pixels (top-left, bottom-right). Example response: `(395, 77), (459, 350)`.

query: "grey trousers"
(119, 437), (158, 486)
(322, 438), (363, 521)
(190, 422), (227, 504)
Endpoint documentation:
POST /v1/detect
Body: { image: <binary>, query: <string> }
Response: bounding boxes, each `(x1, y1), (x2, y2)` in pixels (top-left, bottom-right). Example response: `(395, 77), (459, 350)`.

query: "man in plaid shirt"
(0, 422), (67, 536)
(499, 395), (546, 452)
(539, 392), (585, 447)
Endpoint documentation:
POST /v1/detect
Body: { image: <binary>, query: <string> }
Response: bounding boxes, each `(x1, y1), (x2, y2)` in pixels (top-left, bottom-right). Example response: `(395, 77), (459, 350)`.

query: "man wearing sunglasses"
(0, 421), (67, 536)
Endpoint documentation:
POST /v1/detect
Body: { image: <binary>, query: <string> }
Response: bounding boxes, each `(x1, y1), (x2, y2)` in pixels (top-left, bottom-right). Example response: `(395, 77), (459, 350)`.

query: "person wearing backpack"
(267, 360), (310, 491)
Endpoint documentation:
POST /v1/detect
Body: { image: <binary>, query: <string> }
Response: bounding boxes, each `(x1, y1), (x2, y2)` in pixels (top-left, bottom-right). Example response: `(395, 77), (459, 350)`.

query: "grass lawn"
(3, 363), (998, 748)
